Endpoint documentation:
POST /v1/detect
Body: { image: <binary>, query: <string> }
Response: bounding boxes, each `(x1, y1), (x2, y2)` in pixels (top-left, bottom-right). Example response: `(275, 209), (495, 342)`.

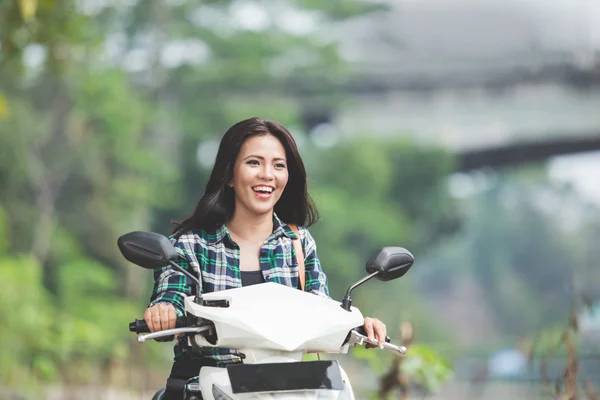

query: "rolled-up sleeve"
(149, 235), (202, 316)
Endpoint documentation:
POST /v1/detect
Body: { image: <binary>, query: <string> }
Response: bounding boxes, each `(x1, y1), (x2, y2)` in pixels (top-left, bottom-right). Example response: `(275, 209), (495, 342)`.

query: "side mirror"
(366, 247), (414, 282)
(341, 246), (415, 311)
(117, 231), (178, 270)
(117, 231), (204, 303)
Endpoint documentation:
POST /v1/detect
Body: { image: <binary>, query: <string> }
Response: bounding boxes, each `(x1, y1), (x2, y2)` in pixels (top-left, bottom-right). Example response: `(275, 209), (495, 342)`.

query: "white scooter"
(118, 231), (414, 400)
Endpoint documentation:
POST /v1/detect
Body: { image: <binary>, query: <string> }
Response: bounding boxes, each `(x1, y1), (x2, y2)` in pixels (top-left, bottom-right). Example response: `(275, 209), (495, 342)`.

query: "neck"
(227, 209), (274, 242)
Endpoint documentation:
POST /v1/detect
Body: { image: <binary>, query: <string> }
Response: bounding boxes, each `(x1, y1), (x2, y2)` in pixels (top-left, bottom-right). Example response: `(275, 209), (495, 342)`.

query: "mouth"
(252, 185), (275, 199)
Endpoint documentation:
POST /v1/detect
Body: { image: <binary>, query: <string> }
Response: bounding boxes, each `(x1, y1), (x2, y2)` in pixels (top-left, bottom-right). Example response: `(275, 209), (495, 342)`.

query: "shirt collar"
(210, 223), (229, 244)
(273, 213), (299, 240)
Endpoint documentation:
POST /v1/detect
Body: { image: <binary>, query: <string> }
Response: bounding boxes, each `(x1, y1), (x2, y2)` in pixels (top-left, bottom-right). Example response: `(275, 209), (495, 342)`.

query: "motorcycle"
(118, 231), (414, 399)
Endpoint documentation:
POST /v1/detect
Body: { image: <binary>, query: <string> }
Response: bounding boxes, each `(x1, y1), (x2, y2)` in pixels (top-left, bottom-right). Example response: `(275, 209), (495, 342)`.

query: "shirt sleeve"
(148, 233), (202, 317)
(300, 227), (330, 297)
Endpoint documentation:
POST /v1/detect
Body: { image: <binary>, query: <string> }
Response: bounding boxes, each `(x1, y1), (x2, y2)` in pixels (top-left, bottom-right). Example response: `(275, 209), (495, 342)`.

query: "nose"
(259, 164), (274, 180)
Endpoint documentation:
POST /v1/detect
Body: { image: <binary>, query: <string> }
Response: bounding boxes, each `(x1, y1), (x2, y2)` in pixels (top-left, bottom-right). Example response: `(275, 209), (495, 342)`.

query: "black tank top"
(241, 270), (265, 287)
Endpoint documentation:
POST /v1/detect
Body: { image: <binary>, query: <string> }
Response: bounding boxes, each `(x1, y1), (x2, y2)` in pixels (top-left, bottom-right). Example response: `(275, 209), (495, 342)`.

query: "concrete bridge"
(456, 132), (600, 171)
(299, 0), (600, 171)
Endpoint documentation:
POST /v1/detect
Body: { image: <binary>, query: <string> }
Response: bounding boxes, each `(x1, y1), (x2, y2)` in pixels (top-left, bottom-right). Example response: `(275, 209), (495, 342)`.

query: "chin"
(248, 201), (278, 216)
(250, 206), (275, 216)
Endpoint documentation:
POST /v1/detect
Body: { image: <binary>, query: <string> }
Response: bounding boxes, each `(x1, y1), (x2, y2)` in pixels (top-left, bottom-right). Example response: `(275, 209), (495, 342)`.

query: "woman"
(144, 117), (387, 400)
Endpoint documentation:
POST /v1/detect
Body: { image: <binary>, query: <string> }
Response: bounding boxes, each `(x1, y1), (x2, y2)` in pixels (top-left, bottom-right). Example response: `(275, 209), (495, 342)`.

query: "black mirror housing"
(366, 247), (414, 282)
(117, 231), (178, 270)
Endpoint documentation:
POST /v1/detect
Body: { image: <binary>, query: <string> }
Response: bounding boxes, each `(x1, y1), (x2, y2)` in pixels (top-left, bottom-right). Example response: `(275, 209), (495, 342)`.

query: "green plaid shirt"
(149, 214), (329, 365)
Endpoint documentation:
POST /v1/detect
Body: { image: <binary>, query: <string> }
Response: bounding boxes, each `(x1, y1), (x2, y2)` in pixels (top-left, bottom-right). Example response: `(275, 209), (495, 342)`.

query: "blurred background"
(1, 0), (600, 399)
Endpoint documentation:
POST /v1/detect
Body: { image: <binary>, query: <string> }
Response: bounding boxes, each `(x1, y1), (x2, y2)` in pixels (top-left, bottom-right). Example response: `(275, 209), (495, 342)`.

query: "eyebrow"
(243, 155), (287, 162)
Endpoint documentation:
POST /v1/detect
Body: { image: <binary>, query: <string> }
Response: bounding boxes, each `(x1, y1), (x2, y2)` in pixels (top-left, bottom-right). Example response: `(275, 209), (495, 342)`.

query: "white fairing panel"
(184, 282), (364, 354)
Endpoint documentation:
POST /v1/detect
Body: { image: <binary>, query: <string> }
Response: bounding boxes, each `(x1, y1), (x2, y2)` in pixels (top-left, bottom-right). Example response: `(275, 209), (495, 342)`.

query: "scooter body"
(183, 282), (363, 399)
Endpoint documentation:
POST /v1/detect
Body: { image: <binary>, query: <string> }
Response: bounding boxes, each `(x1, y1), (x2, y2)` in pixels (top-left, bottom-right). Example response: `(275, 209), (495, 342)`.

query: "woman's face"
(230, 134), (289, 218)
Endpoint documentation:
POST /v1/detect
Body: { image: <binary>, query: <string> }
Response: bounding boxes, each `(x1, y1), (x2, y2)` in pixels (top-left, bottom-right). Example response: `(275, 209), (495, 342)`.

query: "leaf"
(32, 355), (58, 381)
(399, 344), (454, 393)
(351, 346), (390, 374)
(0, 206), (7, 254)
(18, 0), (38, 21)
(0, 93), (9, 120)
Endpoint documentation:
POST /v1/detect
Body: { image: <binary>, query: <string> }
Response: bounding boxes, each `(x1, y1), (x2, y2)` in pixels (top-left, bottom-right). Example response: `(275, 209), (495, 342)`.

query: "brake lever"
(347, 330), (407, 355)
(137, 325), (212, 343)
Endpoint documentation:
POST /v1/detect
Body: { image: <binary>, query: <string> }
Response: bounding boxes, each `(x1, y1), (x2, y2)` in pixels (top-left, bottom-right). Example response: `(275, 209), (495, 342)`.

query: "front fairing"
(184, 282), (364, 354)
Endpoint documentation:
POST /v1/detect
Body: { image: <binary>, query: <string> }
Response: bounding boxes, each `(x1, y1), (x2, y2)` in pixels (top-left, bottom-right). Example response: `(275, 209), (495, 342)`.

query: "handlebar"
(129, 316), (215, 344)
(129, 318), (406, 354)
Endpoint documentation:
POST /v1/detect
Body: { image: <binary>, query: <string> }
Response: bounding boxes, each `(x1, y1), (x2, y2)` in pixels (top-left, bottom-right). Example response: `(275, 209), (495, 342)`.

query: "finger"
(363, 318), (375, 342)
(151, 306), (162, 332)
(167, 304), (177, 330)
(158, 304), (171, 331)
(374, 321), (387, 348)
(143, 308), (154, 332)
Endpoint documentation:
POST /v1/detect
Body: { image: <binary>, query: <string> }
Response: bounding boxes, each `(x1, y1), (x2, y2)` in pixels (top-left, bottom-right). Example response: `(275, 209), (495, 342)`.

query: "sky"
(549, 150), (600, 205)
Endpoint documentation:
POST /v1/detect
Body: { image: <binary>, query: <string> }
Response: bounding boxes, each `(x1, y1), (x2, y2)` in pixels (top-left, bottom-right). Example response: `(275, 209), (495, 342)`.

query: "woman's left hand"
(363, 317), (387, 349)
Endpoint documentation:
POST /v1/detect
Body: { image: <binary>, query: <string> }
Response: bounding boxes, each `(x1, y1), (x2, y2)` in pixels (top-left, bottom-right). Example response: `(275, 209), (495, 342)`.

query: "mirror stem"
(341, 271), (380, 311)
(168, 260), (203, 304)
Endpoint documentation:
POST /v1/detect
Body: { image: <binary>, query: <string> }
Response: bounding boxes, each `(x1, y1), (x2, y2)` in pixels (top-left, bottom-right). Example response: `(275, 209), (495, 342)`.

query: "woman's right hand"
(144, 303), (178, 333)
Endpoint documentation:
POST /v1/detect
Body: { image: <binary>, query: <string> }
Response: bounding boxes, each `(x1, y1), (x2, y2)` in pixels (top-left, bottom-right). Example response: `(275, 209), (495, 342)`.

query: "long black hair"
(173, 117), (318, 236)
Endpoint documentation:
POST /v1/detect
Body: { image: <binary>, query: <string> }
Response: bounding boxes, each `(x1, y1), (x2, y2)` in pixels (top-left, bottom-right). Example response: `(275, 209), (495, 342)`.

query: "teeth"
(253, 186), (273, 193)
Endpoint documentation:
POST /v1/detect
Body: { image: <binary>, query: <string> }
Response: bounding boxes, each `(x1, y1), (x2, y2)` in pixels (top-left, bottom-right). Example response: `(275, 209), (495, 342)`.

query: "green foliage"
(55, 259), (138, 362)
(402, 345), (454, 393)
(0, 255), (55, 385)
(352, 344), (454, 394)
(0, 210), (139, 388)
(351, 346), (392, 375)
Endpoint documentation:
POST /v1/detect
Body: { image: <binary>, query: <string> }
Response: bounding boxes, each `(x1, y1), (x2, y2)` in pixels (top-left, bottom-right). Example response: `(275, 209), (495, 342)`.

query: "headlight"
(212, 387), (351, 399)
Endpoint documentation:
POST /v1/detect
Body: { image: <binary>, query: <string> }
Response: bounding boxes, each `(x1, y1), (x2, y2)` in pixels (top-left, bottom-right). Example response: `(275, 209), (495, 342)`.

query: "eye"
(275, 163), (287, 169)
(246, 159), (259, 166)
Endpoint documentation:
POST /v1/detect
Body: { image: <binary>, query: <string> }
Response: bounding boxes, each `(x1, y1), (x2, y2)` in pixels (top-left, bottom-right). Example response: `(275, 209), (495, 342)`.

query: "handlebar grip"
(129, 319), (149, 333)
(128, 317), (187, 334)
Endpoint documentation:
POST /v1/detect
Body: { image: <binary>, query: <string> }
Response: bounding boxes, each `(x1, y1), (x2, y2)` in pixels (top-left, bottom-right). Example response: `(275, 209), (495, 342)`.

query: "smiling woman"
(142, 117), (388, 400)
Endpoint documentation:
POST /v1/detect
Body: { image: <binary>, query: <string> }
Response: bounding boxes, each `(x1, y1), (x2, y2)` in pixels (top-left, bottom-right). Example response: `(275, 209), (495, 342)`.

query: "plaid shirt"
(149, 214), (329, 365)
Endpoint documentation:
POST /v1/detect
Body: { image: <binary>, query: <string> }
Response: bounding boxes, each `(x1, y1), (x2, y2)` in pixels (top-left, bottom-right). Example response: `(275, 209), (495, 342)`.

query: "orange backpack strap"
(288, 224), (305, 291)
